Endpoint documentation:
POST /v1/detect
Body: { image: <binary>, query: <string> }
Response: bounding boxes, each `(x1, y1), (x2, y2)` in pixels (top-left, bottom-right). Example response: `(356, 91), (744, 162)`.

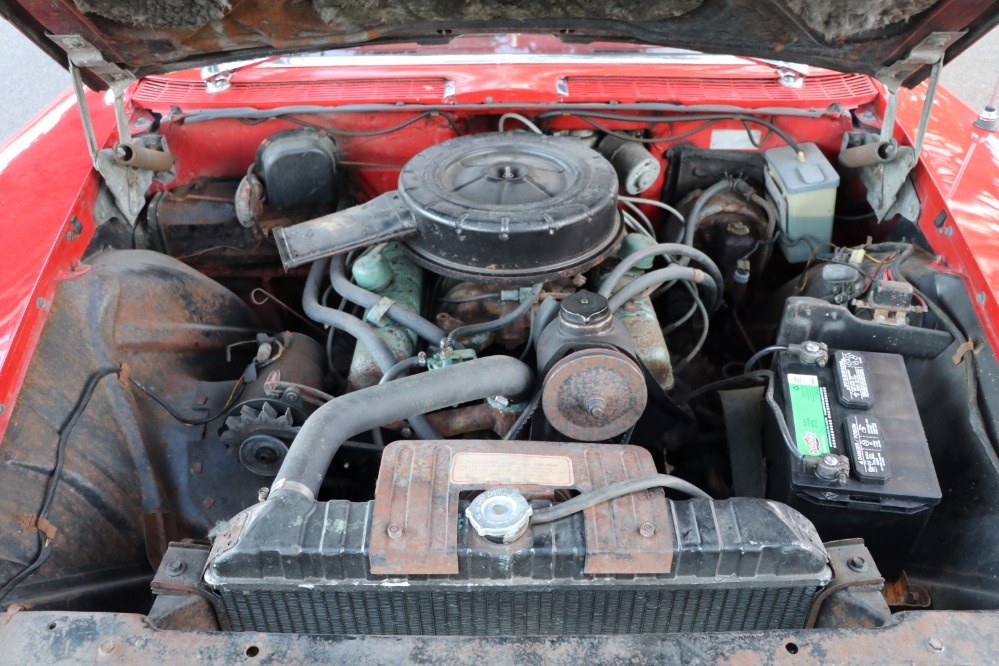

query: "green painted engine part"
(346, 244), (425, 389)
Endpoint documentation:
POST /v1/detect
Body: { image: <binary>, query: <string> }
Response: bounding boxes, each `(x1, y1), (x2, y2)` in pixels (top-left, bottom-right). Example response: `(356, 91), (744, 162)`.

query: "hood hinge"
(51, 34), (176, 225)
(853, 31), (964, 221)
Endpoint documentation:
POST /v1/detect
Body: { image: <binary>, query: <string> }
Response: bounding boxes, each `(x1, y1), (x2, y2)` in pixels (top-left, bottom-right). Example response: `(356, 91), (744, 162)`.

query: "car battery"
(766, 348), (941, 580)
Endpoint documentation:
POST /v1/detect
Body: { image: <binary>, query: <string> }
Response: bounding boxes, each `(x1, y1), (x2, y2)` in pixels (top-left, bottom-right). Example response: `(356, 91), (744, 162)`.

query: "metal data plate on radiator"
(369, 440), (673, 576)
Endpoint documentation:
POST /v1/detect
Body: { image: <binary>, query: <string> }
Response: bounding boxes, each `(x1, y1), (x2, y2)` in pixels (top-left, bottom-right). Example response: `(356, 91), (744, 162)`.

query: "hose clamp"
(270, 478), (316, 500)
(364, 296), (397, 327)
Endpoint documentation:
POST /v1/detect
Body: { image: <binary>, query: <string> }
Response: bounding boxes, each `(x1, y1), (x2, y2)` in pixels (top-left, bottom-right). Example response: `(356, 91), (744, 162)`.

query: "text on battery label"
(845, 415), (890, 483)
(838, 353), (870, 400)
(787, 373), (819, 387)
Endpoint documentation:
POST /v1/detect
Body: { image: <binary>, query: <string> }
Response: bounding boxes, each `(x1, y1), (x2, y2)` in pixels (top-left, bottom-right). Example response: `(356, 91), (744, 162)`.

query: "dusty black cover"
(2, 0), (996, 89)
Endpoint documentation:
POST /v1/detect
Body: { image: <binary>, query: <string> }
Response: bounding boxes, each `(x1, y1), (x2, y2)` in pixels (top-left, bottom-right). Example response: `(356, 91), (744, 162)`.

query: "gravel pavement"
(0, 19), (996, 142)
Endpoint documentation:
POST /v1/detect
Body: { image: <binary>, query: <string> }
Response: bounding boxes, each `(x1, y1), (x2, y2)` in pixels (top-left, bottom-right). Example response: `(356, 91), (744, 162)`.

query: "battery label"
(834, 351), (874, 409)
(845, 415), (891, 484)
(787, 373), (836, 456)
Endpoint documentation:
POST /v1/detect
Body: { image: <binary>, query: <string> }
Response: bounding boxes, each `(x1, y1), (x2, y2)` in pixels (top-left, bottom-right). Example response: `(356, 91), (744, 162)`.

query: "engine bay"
(2, 102), (998, 639)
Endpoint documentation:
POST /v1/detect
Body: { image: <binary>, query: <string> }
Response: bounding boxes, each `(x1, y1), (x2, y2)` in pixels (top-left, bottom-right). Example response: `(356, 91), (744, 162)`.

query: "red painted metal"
(0, 88), (116, 442)
(132, 62), (875, 109)
(133, 76), (451, 106)
(562, 72), (878, 103)
(895, 82), (999, 352)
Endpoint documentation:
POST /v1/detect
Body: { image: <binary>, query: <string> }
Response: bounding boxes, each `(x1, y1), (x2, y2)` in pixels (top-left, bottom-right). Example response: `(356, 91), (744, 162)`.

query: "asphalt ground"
(0, 19), (996, 142)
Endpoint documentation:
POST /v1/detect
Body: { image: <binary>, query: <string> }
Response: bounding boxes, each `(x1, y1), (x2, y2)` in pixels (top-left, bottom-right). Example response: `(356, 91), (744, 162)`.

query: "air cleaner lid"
(398, 132), (621, 282)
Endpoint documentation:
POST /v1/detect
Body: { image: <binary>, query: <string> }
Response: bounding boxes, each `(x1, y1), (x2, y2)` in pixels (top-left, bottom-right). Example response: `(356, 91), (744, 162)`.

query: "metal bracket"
(806, 539), (887, 628)
(151, 541), (231, 631)
(49, 34), (132, 88)
(761, 60), (809, 89)
(875, 32), (964, 92)
(51, 34), (176, 225)
(857, 32), (964, 220)
(200, 57), (279, 93)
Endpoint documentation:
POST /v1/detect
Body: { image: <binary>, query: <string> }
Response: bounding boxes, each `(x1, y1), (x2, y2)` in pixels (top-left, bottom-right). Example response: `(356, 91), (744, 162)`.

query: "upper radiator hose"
(270, 356), (534, 499)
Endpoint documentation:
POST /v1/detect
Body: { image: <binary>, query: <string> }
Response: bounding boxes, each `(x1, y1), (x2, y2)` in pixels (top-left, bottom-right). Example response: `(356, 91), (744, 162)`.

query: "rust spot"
(369, 440), (673, 576)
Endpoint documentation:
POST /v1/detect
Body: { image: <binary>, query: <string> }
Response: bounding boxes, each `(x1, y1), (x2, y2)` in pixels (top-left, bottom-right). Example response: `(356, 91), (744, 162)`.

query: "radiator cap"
(466, 488), (532, 544)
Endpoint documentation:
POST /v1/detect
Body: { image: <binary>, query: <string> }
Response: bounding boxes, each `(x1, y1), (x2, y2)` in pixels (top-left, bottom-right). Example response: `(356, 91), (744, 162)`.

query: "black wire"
(0, 365), (121, 607)
(280, 111), (461, 137)
(676, 370), (771, 404)
(129, 376), (246, 426)
(534, 110), (801, 153)
(811, 256), (880, 284)
(445, 283), (543, 346)
(546, 115), (719, 144)
(740, 117), (774, 147)
(518, 306), (536, 362)
(439, 293), (501, 304)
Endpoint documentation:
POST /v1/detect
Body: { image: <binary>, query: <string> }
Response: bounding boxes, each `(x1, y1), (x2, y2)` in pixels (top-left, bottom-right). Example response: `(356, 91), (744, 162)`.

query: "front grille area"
(222, 585), (818, 635)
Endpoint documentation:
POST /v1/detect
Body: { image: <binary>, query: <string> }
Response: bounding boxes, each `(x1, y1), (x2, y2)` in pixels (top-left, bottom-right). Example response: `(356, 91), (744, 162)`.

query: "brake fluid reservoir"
(764, 142), (839, 263)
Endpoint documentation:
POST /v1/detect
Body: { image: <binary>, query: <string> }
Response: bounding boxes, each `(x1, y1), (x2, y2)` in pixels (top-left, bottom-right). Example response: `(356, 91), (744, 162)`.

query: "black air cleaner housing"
(275, 133), (622, 283)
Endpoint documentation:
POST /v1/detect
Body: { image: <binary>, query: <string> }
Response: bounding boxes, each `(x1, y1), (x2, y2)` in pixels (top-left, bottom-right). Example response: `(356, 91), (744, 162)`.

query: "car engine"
(3, 110), (979, 638)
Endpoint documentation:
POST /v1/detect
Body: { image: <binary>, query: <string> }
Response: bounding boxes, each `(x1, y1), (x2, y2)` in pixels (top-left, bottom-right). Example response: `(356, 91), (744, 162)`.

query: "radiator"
(221, 585), (818, 635)
(205, 443), (831, 636)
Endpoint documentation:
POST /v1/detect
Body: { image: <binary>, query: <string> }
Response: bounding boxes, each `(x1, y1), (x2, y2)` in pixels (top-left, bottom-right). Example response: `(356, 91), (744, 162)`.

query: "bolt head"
(586, 397), (607, 418)
(387, 523), (403, 539)
(928, 637), (944, 652)
(165, 559), (186, 576)
(847, 555), (868, 572)
(639, 522), (656, 538)
(97, 639), (116, 656)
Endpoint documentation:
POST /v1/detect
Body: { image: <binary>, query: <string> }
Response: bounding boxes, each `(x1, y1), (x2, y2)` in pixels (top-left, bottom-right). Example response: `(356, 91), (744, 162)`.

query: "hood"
(1, 0), (997, 90)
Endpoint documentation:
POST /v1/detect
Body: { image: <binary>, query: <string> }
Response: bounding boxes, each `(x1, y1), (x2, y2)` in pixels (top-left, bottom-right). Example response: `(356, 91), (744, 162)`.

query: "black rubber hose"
(378, 355), (424, 384)
(329, 254), (448, 346)
(529, 474), (710, 525)
(532, 296), (561, 347)
(683, 180), (735, 253)
(606, 265), (719, 312)
(270, 356), (534, 499)
(598, 243), (724, 311)
(303, 259), (438, 439)
(445, 283), (543, 346)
